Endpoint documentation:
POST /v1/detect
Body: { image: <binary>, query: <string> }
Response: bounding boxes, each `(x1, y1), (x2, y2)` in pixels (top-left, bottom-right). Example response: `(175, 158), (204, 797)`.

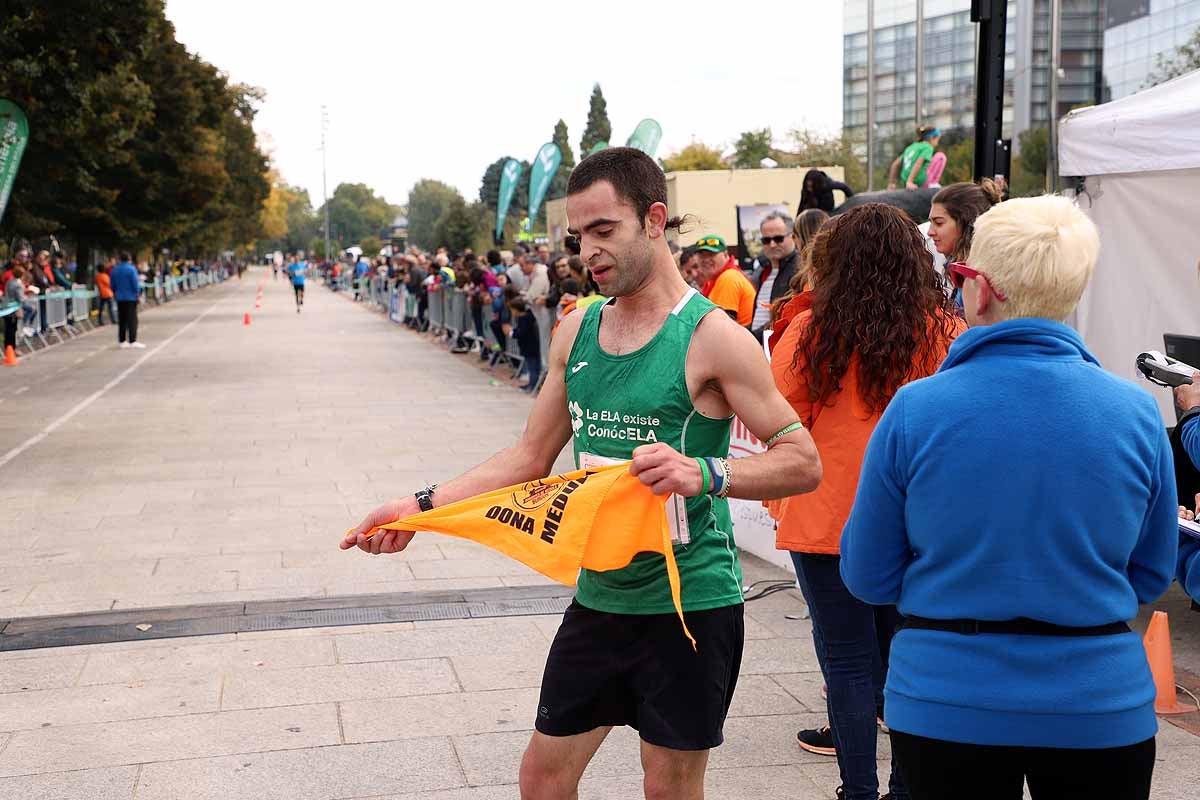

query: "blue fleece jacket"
(110, 261), (140, 302)
(841, 318), (1177, 749)
(1176, 418), (1200, 600)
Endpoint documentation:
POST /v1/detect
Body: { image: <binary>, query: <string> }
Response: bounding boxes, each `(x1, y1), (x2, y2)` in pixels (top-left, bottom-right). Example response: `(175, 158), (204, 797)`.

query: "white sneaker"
(129, 341), (146, 349)
(120, 342), (131, 349)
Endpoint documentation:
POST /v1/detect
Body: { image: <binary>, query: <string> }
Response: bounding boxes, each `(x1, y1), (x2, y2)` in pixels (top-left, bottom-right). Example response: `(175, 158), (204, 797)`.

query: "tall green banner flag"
(0, 100), (30, 225)
(495, 158), (523, 242)
(587, 141), (609, 157)
(625, 119), (662, 157)
(527, 142), (562, 223)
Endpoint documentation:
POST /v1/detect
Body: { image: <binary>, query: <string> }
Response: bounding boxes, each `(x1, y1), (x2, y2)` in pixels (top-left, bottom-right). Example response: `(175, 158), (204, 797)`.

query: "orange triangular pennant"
(354, 463), (695, 648)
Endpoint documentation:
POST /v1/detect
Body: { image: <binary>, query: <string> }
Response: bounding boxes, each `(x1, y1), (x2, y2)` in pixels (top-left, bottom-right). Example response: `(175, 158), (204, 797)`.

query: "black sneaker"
(796, 725), (836, 756)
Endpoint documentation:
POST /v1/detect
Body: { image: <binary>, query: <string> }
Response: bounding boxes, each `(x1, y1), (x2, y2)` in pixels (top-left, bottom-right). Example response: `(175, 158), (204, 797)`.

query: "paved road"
(0, 269), (1196, 799)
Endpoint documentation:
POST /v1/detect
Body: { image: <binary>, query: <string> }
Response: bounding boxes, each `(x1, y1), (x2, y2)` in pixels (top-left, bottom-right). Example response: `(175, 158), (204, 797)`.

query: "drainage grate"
(0, 585), (574, 652)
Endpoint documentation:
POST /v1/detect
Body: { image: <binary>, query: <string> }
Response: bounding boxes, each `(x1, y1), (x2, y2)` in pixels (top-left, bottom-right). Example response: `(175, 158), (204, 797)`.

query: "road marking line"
(0, 303), (220, 471)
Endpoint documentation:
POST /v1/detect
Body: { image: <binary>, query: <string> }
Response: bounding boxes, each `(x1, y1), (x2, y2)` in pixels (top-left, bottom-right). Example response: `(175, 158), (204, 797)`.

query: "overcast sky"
(165, 1), (845, 208)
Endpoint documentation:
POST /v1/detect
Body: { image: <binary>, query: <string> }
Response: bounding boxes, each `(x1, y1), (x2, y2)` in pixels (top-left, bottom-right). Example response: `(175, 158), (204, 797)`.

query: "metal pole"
(1046, 0), (1062, 193)
(866, 0), (876, 191)
(321, 106), (330, 264)
(915, 0), (925, 130)
(971, 0), (1008, 182)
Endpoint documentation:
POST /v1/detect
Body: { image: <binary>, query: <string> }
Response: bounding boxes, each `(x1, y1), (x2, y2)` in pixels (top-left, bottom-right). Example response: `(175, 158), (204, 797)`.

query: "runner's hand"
(629, 443), (704, 497)
(341, 496), (419, 555)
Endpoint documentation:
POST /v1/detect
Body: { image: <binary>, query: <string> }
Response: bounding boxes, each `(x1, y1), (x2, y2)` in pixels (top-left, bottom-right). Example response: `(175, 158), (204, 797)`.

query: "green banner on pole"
(587, 141), (609, 157)
(495, 158), (522, 242)
(527, 142), (562, 223)
(625, 119), (662, 157)
(0, 100), (30, 225)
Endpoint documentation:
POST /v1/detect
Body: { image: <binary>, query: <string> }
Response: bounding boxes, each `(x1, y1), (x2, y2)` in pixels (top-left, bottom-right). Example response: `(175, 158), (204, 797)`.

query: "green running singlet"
(564, 288), (744, 615)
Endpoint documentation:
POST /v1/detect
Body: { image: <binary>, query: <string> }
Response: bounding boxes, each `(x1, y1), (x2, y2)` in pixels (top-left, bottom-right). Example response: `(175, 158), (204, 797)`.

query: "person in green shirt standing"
(888, 126), (942, 190)
(343, 147), (823, 800)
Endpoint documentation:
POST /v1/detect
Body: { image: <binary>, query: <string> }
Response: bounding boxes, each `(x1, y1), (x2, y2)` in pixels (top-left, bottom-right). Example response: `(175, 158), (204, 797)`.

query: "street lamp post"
(1046, 0), (1062, 193)
(321, 105), (330, 264)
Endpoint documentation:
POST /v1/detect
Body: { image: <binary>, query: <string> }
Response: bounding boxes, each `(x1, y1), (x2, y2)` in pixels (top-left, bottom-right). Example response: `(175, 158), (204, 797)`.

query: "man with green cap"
(695, 234), (756, 327)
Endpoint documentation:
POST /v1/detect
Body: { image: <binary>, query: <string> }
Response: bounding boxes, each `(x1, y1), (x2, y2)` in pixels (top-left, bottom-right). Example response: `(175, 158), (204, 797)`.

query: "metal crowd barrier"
(70, 288), (96, 329)
(43, 291), (74, 342)
(427, 286), (445, 331)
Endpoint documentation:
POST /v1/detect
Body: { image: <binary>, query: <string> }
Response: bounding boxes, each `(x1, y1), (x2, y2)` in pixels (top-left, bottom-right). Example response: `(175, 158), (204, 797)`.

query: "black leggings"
(3, 314), (16, 350)
(889, 730), (1155, 800)
(117, 300), (138, 343)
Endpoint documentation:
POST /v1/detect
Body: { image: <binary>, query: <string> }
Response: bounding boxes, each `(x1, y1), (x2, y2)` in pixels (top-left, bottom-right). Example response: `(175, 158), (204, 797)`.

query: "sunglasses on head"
(696, 237), (722, 248)
(947, 262), (1007, 301)
(761, 235), (787, 245)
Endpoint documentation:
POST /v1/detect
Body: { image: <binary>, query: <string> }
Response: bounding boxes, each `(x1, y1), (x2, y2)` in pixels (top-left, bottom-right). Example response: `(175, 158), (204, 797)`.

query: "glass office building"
(844, 0), (1107, 188)
(1103, 0), (1200, 100)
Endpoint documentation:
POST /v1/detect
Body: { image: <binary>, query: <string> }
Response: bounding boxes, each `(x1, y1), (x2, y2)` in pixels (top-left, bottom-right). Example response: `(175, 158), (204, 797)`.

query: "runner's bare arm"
(341, 311), (583, 554)
(629, 310), (820, 502)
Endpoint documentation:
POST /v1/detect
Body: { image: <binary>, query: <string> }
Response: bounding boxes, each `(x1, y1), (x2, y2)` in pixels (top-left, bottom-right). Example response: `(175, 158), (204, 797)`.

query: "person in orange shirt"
(695, 235), (755, 327)
(94, 261), (116, 326)
(770, 204), (963, 800)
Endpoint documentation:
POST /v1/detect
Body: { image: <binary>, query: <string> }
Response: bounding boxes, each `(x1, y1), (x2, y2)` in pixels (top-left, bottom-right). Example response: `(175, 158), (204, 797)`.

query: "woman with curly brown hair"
(771, 203), (964, 800)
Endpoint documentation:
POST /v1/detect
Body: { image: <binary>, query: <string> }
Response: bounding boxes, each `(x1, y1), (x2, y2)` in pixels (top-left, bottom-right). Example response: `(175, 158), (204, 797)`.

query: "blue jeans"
(791, 552), (907, 800)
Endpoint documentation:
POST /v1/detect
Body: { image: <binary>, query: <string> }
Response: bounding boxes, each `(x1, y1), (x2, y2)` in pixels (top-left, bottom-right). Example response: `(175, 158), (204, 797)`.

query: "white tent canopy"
(1059, 70), (1200, 424)
(1060, 70), (1200, 177)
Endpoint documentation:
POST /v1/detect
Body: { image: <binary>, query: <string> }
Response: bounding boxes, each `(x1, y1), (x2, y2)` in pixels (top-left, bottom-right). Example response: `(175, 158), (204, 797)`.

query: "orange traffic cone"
(243, 312), (251, 326)
(3, 345), (17, 366)
(1143, 611), (1195, 715)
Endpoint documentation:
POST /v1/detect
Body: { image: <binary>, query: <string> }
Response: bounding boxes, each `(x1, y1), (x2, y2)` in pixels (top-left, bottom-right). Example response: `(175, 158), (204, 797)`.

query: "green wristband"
(766, 421), (805, 447)
(694, 457), (711, 496)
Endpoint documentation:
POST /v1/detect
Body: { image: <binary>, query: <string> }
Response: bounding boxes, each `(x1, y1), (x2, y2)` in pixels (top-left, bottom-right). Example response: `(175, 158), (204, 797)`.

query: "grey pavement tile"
(23, 571), (239, 606)
(221, 658), (459, 710)
(1, 599), (118, 619)
(358, 786), (520, 800)
(408, 559), (540, 581)
(109, 584), (328, 609)
(335, 621), (548, 663)
(452, 726), (643, 787)
(801, 762), (900, 798)
(0, 558), (157, 587)
(0, 703), (341, 777)
(78, 636), (337, 685)
(0, 765), (140, 800)
(740, 635), (822, 675)
(341, 688), (540, 743)
(745, 605), (814, 639)
(0, 675), (219, 732)
(0, 652), (87, 694)
(0, 585), (32, 607)
(235, 562), (415, 591)
(770, 672), (826, 713)
(726, 674), (808, 718)
(319, 576), (506, 597)
(282, 540), (446, 568)
(1157, 719), (1200, 748)
(150, 552), (283, 579)
(573, 764), (825, 800)
(710, 713), (837, 769)
(448, 648), (551, 693)
(135, 739), (466, 800)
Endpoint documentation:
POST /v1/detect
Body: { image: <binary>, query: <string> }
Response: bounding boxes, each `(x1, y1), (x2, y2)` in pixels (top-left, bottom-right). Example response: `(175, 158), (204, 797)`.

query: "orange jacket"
(95, 271), (114, 299)
(769, 308), (963, 554)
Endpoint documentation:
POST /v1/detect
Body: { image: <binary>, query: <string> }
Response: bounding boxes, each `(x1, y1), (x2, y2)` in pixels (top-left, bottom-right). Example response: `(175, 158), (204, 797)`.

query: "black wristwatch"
(415, 484), (437, 512)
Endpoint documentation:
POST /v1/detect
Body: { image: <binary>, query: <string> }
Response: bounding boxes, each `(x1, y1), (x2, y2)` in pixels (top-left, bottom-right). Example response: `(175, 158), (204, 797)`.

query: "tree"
(317, 182), (396, 248)
(733, 128), (773, 169)
(939, 134), (976, 186)
(579, 84), (612, 156)
(1011, 126), (1049, 197)
(1148, 27), (1200, 88)
(661, 142), (726, 172)
(545, 119), (576, 225)
(479, 156), (530, 219)
(553, 119), (576, 169)
(408, 179), (461, 250)
(433, 195), (484, 253)
(777, 128), (868, 191)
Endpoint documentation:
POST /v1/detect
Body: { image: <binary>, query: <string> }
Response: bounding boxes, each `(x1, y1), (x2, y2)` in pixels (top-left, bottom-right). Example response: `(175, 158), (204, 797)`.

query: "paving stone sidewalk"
(0, 271), (1196, 798)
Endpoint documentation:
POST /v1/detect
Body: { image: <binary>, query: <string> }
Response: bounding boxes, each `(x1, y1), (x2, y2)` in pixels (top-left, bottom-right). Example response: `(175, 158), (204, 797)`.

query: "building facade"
(843, 0), (1113, 188)
(1103, 0), (1200, 100)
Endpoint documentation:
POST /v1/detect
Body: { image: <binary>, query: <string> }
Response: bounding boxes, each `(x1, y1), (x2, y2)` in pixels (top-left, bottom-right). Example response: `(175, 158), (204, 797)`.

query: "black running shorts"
(535, 599), (744, 751)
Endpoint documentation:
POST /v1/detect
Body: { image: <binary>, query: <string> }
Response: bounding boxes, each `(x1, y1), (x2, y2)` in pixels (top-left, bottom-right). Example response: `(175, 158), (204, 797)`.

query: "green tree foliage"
(317, 183), (397, 248)
(939, 133), (976, 186)
(433, 195), (484, 253)
(661, 142), (726, 172)
(408, 179), (462, 250)
(0, 1), (269, 265)
(580, 84), (612, 156)
(778, 128), (868, 191)
(733, 128), (773, 169)
(1148, 27), (1200, 88)
(553, 119), (576, 168)
(1010, 126), (1048, 197)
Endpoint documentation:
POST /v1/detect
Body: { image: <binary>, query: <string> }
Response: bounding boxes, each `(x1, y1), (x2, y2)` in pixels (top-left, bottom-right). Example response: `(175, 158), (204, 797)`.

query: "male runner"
(287, 254), (306, 312)
(342, 147), (822, 800)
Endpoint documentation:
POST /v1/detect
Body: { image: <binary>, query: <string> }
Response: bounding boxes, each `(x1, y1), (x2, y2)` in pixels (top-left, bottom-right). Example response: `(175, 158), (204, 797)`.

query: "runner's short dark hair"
(568, 147), (689, 233)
